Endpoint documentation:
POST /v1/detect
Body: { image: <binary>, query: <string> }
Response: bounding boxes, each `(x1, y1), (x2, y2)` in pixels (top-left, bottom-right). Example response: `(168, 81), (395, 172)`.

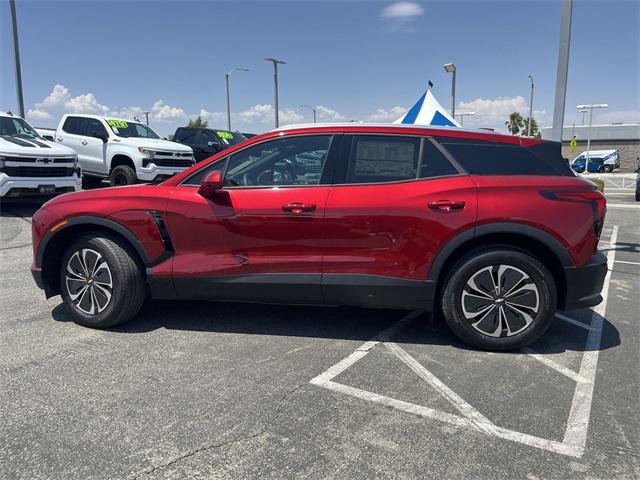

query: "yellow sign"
(107, 119), (128, 129)
(217, 131), (234, 140)
(570, 137), (577, 154)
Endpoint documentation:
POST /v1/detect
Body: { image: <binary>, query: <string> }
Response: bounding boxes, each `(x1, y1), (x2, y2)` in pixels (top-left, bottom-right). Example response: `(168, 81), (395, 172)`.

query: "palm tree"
(505, 112), (524, 135)
(522, 116), (541, 138)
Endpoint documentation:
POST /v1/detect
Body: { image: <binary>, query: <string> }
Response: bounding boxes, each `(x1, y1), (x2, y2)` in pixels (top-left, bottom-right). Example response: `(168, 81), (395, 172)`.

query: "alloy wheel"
(65, 248), (113, 314)
(461, 264), (540, 337)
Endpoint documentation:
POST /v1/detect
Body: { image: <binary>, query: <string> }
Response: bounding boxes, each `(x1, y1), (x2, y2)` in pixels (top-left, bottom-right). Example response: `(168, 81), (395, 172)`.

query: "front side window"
(106, 120), (160, 139)
(175, 128), (197, 143)
(0, 116), (41, 139)
(197, 130), (219, 147)
(62, 116), (84, 135)
(224, 135), (332, 187)
(84, 118), (108, 138)
(346, 135), (420, 183)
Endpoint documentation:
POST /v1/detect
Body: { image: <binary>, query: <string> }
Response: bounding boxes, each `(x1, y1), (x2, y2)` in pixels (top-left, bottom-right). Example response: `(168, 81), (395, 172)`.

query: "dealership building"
(541, 123), (640, 172)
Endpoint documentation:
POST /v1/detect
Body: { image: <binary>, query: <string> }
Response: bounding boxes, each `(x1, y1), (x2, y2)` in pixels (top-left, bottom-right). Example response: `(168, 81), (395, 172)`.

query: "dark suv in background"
(173, 127), (247, 162)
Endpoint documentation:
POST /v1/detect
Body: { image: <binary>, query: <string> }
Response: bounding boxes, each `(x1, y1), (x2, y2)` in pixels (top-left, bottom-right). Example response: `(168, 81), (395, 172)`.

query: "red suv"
(30, 124), (607, 350)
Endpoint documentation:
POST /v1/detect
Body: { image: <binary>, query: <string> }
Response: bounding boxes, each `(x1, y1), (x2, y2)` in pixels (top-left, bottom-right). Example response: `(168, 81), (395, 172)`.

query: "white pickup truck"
(55, 114), (194, 186)
(1, 112), (81, 198)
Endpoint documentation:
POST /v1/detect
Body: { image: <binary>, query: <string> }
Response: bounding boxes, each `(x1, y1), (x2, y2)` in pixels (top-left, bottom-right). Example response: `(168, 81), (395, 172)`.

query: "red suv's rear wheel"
(441, 247), (557, 351)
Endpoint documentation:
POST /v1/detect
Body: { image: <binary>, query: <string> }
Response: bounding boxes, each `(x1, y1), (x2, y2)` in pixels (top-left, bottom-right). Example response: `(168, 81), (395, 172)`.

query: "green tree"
(187, 116), (208, 128)
(505, 112), (525, 135)
(522, 117), (541, 138)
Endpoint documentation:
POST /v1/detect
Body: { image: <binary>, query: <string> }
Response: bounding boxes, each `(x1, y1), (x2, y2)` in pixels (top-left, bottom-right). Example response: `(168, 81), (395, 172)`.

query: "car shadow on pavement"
(0, 198), (50, 218)
(50, 299), (621, 354)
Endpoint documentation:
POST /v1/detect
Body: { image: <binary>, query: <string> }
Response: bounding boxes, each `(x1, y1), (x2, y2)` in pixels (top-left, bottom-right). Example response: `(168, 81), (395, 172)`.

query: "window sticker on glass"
(217, 131), (234, 139)
(106, 119), (128, 130)
(354, 140), (416, 177)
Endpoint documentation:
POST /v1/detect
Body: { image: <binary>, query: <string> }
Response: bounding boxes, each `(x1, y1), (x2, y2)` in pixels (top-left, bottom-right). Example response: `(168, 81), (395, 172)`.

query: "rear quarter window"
(435, 138), (563, 175)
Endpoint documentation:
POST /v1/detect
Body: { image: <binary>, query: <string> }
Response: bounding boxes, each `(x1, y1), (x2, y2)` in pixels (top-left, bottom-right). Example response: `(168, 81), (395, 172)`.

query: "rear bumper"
(560, 251), (608, 310)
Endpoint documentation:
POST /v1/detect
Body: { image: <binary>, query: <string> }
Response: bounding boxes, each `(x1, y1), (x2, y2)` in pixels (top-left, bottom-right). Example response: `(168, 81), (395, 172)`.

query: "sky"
(1, 0), (638, 136)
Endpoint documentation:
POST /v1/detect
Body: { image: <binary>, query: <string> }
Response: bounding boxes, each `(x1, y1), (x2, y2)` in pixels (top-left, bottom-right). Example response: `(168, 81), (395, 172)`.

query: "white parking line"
(606, 203), (640, 209)
(310, 226), (619, 458)
(615, 260), (640, 266)
(556, 313), (598, 332)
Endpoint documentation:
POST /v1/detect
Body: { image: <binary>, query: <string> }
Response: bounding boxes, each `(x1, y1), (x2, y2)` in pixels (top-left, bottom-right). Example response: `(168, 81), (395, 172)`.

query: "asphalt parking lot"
(1, 188), (638, 479)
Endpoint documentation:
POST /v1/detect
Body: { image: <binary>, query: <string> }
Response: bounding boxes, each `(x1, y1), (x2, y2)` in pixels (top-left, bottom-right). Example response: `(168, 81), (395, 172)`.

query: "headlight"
(138, 147), (154, 156)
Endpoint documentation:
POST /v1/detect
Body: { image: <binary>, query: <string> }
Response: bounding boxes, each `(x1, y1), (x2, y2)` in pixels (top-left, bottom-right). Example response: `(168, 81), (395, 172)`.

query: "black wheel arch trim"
(428, 222), (573, 281)
(37, 213), (174, 270)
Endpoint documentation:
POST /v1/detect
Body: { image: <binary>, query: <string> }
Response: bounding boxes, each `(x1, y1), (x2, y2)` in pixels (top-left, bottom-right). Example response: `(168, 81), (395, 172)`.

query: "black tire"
(603, 165), (612, 173)
(59, 233), (146, 328)
(82, 175), (104, 188)
(635, 187), (640, 202)
(441, 247), (556, 351)
(110, 165), (138, 186)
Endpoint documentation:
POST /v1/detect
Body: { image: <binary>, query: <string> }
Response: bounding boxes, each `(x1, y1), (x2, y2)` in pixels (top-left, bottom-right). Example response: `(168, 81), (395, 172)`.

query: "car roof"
(271, 122), (545, 146)
(576, 149), (617, 157)
(1, 111), (23, 119)
(63, 113), (136, 123)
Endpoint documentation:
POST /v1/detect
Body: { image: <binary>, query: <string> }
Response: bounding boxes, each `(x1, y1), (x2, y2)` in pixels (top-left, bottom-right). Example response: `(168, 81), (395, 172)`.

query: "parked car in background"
(173, 127), (247, 162)
(1, 112), (81, 197)
(35, 127), (56, 142)
(242, 132), (257, 139)
(571, 149), (620, 173)
(31, 123), (608, 351)
(55, 114), (194, 186)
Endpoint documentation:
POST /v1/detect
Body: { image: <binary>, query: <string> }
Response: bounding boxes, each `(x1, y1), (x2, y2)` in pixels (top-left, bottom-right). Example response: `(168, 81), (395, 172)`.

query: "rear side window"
(175, 128), (198, 143)
(346, 135), (420, 183)
(435, 138), (559, 175)
(420, 139), (459, 178)
(62, 116), (84, 135)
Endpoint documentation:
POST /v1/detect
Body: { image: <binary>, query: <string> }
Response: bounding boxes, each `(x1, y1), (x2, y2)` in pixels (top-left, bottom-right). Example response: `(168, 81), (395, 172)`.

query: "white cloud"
(456, 96), (546, 129)
(316, 105), (346, 122)
(593, 109), (640, 125)
(237, 104), (303, 125)
(367, 106), (407, 122)
(26, 108), (52, 120)
(151, 100), (187, 121)
(381, 1), (424, 19)
(198, 109), (226, 123)
(64, 93), (111, 115)
(35, 84), (70, 110)
(381, 1), (424, 31)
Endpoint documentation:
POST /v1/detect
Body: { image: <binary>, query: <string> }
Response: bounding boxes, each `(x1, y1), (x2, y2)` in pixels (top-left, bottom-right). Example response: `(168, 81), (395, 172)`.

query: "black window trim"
(179, 133), (342, 189)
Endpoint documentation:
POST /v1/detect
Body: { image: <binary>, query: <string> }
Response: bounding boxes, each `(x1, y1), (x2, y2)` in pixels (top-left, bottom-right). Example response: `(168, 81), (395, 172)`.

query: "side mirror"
(93, 130), (109, 143)
(198, 170), (224, 199)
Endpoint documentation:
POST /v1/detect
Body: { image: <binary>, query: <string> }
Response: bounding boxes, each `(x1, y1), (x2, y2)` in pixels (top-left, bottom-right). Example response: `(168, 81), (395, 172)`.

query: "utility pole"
(9, 0), (25, 118)
(443, 63), (456, 118)
(142, 111), (150, 126)
(300, 105), (316, 123)
(576, 103), (607, 170)
(527, 75), (535, 137)
(551, 0), (573, 142)
(225, 67), (249, 131)
(265, 58), (286, 128)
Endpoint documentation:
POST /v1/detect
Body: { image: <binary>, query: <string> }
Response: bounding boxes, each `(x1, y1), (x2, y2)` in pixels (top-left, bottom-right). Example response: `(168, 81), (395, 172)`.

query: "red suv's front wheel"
(60, 233), (146, 328)
(441, 247), (557, 351)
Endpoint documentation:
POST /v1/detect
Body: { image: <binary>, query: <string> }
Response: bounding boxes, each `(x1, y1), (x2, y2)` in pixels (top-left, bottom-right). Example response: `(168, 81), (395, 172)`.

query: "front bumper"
(136, 161), (192, 182)
(0, 174), (82, 197)
(560, 251), (608, 310)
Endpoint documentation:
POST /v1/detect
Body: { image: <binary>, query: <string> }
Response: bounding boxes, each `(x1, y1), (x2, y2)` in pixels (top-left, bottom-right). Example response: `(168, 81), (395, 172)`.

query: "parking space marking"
(615, 260), (640, 266)
(310, 226), (619, 458)
(521, 347), (589, 383)
(607, 203), (640, 209)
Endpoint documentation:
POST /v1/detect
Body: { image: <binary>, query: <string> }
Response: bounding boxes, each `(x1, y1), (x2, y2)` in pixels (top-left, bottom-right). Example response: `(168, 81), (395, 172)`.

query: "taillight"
(540, 189), (607, 237)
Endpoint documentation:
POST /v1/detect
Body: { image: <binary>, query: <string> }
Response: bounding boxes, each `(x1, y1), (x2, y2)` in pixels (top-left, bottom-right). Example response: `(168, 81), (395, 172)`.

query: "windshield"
(216, 130), (247, 147)
(106, 119), (160, 139)
(0, 116), (42, 140)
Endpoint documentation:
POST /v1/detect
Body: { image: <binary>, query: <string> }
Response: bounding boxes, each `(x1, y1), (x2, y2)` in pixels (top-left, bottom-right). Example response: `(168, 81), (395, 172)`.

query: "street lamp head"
(443, 63), (456, 73)
(265, 57), (286, 65)
(577, 104), (608, 109)
(227, 67), (250, 76)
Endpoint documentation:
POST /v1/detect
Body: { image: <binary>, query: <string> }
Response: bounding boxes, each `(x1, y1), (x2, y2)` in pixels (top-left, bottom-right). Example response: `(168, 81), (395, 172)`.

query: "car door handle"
(81, 140), (88, 145)
(57, 137), (63, 142)
(282, 202), (317, 214)
(428, 200), (466, 212)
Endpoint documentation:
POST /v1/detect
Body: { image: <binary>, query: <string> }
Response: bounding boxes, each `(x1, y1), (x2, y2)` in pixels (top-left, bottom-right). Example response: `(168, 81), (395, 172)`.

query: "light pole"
(527, 75), (535, 137)
(225, 67), (249, 131)
(9, 0), (25, 118)
(265, 58), (286, 128)
(551, 0), (573, 142)
(300, 104), (316, 123)
(142, 111), (150, 126)
(576, 103), (607, 170)
(443, 63), (456, 118)
(455, 111), (475, 126)
(579, 109), (588, 126)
